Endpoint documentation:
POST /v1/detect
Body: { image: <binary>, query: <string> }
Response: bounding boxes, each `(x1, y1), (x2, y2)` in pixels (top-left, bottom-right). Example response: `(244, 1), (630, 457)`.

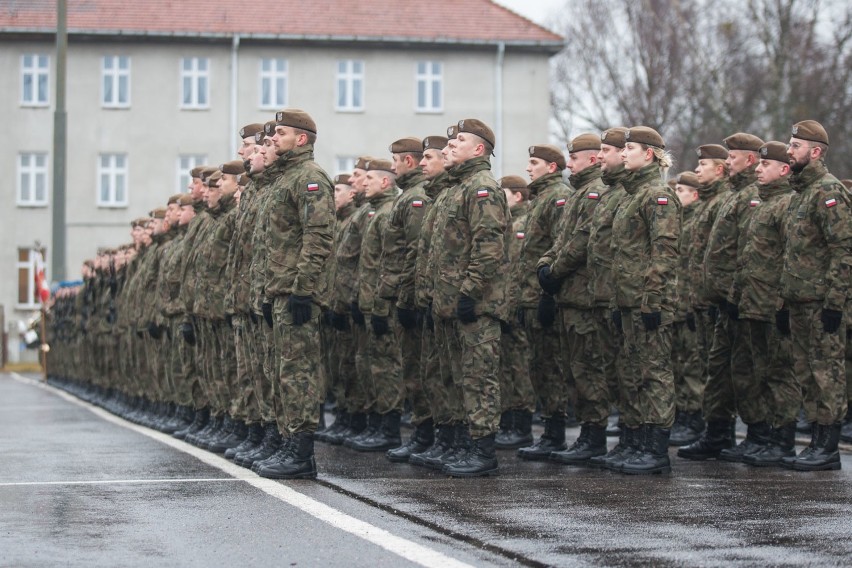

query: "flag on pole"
(34, 250), (50, 304)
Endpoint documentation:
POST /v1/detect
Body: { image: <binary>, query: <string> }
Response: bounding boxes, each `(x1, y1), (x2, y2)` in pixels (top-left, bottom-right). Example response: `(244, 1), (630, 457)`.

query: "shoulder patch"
(411, 200), (424, 208)
(749, 199), (760, 207)
(368, 210), (376, 218)
(555, 198), (567, 207)
(516, 231), (525, 239)
(307, 182), (319, 192)
(656, 196), (669, 205)
(476, 189), (489, 198)
(825, 197), (837, 208)
(587, 192), (599, 200)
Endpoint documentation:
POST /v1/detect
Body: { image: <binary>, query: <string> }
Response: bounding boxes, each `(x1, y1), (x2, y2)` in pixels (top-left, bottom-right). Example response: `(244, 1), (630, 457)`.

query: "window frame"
(21, 53), (50, 107)
(17, 152), (50, 207)
(180, 57), (210, 110)
(415, 60), (443, 114)
(101, 55), (131, 109)
(259, 57), (288, 110)
(335, 59), (365, 112)
(176, 154), (207, 194)
(16, 247), (45, 310)
(97, 153), (129, 208)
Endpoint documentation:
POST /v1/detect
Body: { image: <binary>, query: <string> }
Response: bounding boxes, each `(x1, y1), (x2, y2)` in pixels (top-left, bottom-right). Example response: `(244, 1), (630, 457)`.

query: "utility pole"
(51, 0), (67, 282)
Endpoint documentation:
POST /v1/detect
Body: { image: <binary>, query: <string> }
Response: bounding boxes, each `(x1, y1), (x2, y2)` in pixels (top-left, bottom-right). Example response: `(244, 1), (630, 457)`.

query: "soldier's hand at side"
(611, 310), (622, 331)
(180, 322), (196, 345)
(350, 301), (366, 326)
(641, 311), (662, 332)
(425, 303), (435, 331)
(775, 309), (790, 335)
(331, 311), (350, 331)
(456, 294), (477, 324)
(516, 307), (526, 327)
(147, 322), (162, 339)
(537, 294), (556, 328)
(708, 305), (719, 321)
(537, 265), (562, 295)
(371, 315), (390, 336)
(396, 307), (419, 330)
(225, 314), (233, 329)
(686, 312), (696, 332)
(249, 311), (258, 325)
(288, 295), (313, 326)
(262, 302), (274, 328)
(727, 302), (739, 321)
(821, 308), (842, 334)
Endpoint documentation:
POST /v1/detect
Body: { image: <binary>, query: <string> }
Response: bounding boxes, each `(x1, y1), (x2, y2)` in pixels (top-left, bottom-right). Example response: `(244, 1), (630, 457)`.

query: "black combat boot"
(251, 436), (293, 473)
(495, 411), (512, 446)
(387, 418), (434, 463)
(349, 412), (402, 452)
(208, 419), (248, 453)
(590, 426), (633, 470)
(190, 414), (223, 447)
(410, 423), (454, 468)
(344, 412), (381, 448)
(226, 422), (264, 460)
(517, 415), (567, 461)
(235, 422), (282, 468)
(203, 415), (235, 451)
(795, 408), (812, 434)
(549, 423), (607, 465)
(496, 409), (533, 449)
(785, 423), (842, 471)
(173, 407), (209, 440)
(256, 432), (317, 479)
(743, 422), (796, 467)
(621, 425), (672, 475)
(669, 410), (705, 446)
(443, 433), (499, 477)
(719, 421), (772, 462)
(840, 408), (852, 444)
(316, 410), (348, 443)
(605, 411), (622, 437)
(329, 412), (366, 445)
(676, 420), (734, 460)
(426, 423), (472, 470)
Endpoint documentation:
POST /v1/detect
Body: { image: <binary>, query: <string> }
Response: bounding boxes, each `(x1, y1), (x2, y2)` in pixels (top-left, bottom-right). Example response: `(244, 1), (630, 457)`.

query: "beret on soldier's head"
(667, 179), (677, 189)
(190, 166), (206, 179)
(236, 173), (249, 187)
(696, 144), (728, 160)
(676, 171), (700, 188)
(529, 144), (566, 169)
(239, 123), (264, 140)
(600, 127), (628, 148)
(389, 137), (423, 154)
(220, 160), (245, 176)
(132, 217), (150, 227)
(275, 108), (317, 134)
(200, 166), (218, 182)
(791, 120), (829, 146)
(262, 120), (277, 137)
(423, 135), (449, 151)
(354, 156), (375, 171)
(365, 158), (394, 173)
(167, 193), (184, 205)
(205, 170), (223, 186)
(457, 118), (495, 148)
(334, 174), (352, 186)
(724, 132), (764, 152)
(150, 207), (167, 220)
(177, 194), (195, 206)
(567, 133), (601, 153)
(446, 125), (459, 140)
(759, 141), (791, 163)
(499, 175), (528, 190)
(841, 179), (852, 190)
(625, 126), (665, 149)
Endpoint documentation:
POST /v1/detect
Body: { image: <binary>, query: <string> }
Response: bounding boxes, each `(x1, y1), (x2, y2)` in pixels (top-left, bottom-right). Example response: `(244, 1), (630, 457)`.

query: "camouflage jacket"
(687, 178), (729, 309)
(611, 163), (681, 314)
(413, 172), (452, 310)
(130, 243), (161, 330)
(587, 166), (629, 308)
(431, 156), (511, 321)
(733, 178), (793, 321)
(505, 201), (530, 310)
(179, 207), (215, 318)
(225, 177), (263, 316)
(317, 200), (357, 310)
(675, 201), (699, 320)
(357, 189), (397, 316)
(331, 200), (372, 314)
(194, 194), (237, 319)
(781, 159), (852, 310)
(158, 224), (188, 318)
(247, 166), (281, 314)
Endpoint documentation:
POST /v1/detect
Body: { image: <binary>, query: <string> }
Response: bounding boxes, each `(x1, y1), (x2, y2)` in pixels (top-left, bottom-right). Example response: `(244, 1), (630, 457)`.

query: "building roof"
(0, 0), (564, 50)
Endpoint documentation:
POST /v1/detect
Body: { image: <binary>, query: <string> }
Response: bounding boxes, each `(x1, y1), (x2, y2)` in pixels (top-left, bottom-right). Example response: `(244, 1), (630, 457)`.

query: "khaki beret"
(389, 137), (423, 154)
(600, 127), (628, 148)
(365, 158), (394, 173)
(239, 123), (264, 140)
(457, 118), (495, 148)
(132, 217), (150, 227)
(625, 126), (665, 149)
(791, 120), (828, 146)
(177, 194), (195, 206)
(841, 179), (852, 190)
(758, 141), (790, 163)
(354, 156), (374, 171)
(150, 207), (167, 220)
(167, 193), (184, 205)
(724, 132), (764, 152)
(236, 173), (249, 187)
(446, 125), (458, 140)
(220, 160), (245, 175)
(190, 166), (206, 179)
(676, 171), (700, 188)
(275, 108), (317, 134)
(528, 144), (566, 169)
(567, 133), (601, 153)
(667, 179), (677, 189)
(424, 135), (449, 151)
(499, 175), (528, 190)
(258, 121), (276, 142)
(334, 174), (352, 186)
(200, 166), (218, 182)
(205, 170), (223, 185)
(696, 144), (728, 160)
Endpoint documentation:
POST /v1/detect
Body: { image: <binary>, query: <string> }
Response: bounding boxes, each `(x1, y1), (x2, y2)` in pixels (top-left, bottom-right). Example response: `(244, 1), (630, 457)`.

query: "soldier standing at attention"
(780, 120), (852, 471)
(611, 126), (680, 475)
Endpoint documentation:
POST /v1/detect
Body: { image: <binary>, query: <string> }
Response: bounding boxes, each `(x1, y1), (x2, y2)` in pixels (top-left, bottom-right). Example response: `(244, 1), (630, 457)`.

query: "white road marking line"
(8, 373), (476, 568)
(0, 478), (240, 487)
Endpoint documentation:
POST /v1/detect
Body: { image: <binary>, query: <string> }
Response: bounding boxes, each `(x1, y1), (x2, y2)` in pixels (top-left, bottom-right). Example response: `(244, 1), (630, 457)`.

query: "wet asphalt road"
(2, 372), (851, 568)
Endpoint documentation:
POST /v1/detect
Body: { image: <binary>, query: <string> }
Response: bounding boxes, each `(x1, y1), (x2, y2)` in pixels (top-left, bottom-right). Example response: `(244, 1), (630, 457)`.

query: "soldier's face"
(220, 174), (239, 196)
(726, 149), (754, 176)
(167, 203), (180, 225)
(364, 171), (387, 199)
(151, 218), (165, 235)
(786, 137), (813, 173)
(238, 136), (255, 160)
(449, 133), (482, 164)
(621, 142), (651, 171)
(273, 125), (299, 155)
(756, 159), (789, 185)
(206, 183), (222, 208)
(349, 169), (366, 193)
(695, 159), (723, 185)
(261, 138), (277, 167)
(392, 153), (411, 176)
(179, 205), (195, 226)
(597, 143), (622, 172)
(675, 184), (698, 206)
(334, 184), (355, 210)
(420, 149), (445, 179)
(526, 157), (552, 182)
(503, 188), (522, 208)
(189, 177), (204, 199)
(249, 145), (265, 173)
(567, 150), (596, 175)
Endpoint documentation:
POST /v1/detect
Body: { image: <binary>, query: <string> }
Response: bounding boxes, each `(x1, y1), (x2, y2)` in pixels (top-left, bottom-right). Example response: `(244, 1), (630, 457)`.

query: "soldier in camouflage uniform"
(610, 126), (680, 475)
(779, 120), (852, 471)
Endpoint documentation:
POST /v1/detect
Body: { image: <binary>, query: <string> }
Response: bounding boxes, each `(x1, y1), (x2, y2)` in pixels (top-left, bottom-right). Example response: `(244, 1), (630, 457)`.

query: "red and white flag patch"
(749, 199), (760, 207)
(587, 192), (599, 200)
(411, 200), (424, 208)
(477, 189), (489, 198)
(307, 183), (319, 192)
(368, 211), (376, 218)
(656, 196), (669, 205)
(555, 198), (567, 207)
(516, 231), (525, 239)
(825, 197), (838, 208)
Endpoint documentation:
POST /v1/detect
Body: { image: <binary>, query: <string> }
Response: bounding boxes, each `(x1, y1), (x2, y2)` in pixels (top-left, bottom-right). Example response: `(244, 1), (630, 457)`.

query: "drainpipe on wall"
(494, 41), (505, 178)
(229, 34), (241, 157)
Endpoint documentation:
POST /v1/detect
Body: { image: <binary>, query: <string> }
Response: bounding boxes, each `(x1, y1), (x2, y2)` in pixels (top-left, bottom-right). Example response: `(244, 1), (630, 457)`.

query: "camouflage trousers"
(398, 321), (431, 425)
(449, 317), (501, 439)
(789, 302), (848, 425)
(704, 311), (754, 423)
(244, 315), (277, 423)
(620, 309), (675, 428)
(745, 319), (800, 427)
(175, 320), (203, 408)
(367, 314), (404, 414)
(561, 307), (610, 426)
(143, 332), (168, 401)
(522, 307), (566, 418)
(272, 296), (322, 434)
(318, 313), (334, 403)
(847, 329), (852, 404)
(335, 318), (369, 414)
(421, 320), (453, 425)
(592, 307), (623, 413)
(164, 317), (186, 406)
(672, 319), (704, 413)
(433, 318), (467, 426)
(499, 320), (535, 413)
(352, 321), (373, 413)
(693, 308), (713, 390)
(231, 315), (262, 424)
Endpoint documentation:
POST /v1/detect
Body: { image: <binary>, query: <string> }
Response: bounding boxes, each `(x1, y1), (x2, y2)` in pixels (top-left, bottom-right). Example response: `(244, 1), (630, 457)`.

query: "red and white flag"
(34, 250), (50, 304)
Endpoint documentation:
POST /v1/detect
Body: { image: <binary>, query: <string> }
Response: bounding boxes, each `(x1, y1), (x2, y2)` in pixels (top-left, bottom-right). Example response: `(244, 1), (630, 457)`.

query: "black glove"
(708, 305), (719, 322)
(717, 299), (729, 315)
(642, 311), (662, 332)
(516, 307), (526, 328)
(456, 294), (477, 324)
(288, 295), (313, 326)
(821, 308), (842, 334)
(249, 311), (258, 325)
(500, 320), (513, 336)
(180, 322), (196, 345)
(611, 310), (622, 332)
(727, 302), (740, 321)
(371, 315), (390, 336)
(321, 309), (333, 327)
(775, 309), (791, 335)
(396, 307), (419, 330)
(350, 301), (366, 326)
(147, 322), (162, 339)
(135, 330), (144, 339)
(330, 311), (350, 331)
(106, 307), (117, 325)
(262, 302), (274, 328)
(537, 265), (562, 295)
(537, 294), (557, 328)
(686, 312), (696, 332)
(425, 303), (435, 332)
(225, 314), (233, 329)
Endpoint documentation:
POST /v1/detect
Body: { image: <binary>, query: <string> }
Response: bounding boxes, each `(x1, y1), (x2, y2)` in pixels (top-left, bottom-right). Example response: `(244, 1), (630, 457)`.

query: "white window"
(102, 55), (130, 108)
(335, 156), (356, 175)
(17, 248), (46, 309)
(177, 154), (207, 193)
(97, 154), (128, 207)
(336, 60), (364, 111)
(180, 57), (209, 109)
(17, 153), (49, 207)
(21, 54), (50, 106)
(260, 58), (288, 109)
(416, 61), (443, 113)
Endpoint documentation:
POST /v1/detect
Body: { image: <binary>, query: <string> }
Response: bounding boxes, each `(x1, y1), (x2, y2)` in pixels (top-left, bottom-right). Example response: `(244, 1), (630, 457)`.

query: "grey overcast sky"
(492, 0), (564, 30)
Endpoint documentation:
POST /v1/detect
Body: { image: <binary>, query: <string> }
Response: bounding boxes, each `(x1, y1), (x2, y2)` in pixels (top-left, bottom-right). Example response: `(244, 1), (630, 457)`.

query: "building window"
(102, 55), (130, 108)
(335, 156), (356, 175)
(97, 154), (128, 207)
(21, 54), (50, 106)
(177, 154), (207, 193)
(180, 57), (209, 109)
(416, 61), (443, 113)
(336, 60), (364, 112)
(260, 58), (288, 109)
(17, 153), (49, 207)
(17, 248), (47, 309)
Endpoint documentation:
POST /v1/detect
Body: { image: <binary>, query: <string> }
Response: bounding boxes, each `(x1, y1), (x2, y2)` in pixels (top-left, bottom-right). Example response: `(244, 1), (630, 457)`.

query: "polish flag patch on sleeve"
(825, 197), (838, 208)
(307, 182), (319, 192)
(587, 192), (599, 200)
(411, 200), (424, 208)
(749, 199), (760, 207)
(368, 211), (376, 218)
(656, 196), (669, 205)
(516, 231), (525, 239)
(476, 189), (489, 198)
(555, 198), (567, 207)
